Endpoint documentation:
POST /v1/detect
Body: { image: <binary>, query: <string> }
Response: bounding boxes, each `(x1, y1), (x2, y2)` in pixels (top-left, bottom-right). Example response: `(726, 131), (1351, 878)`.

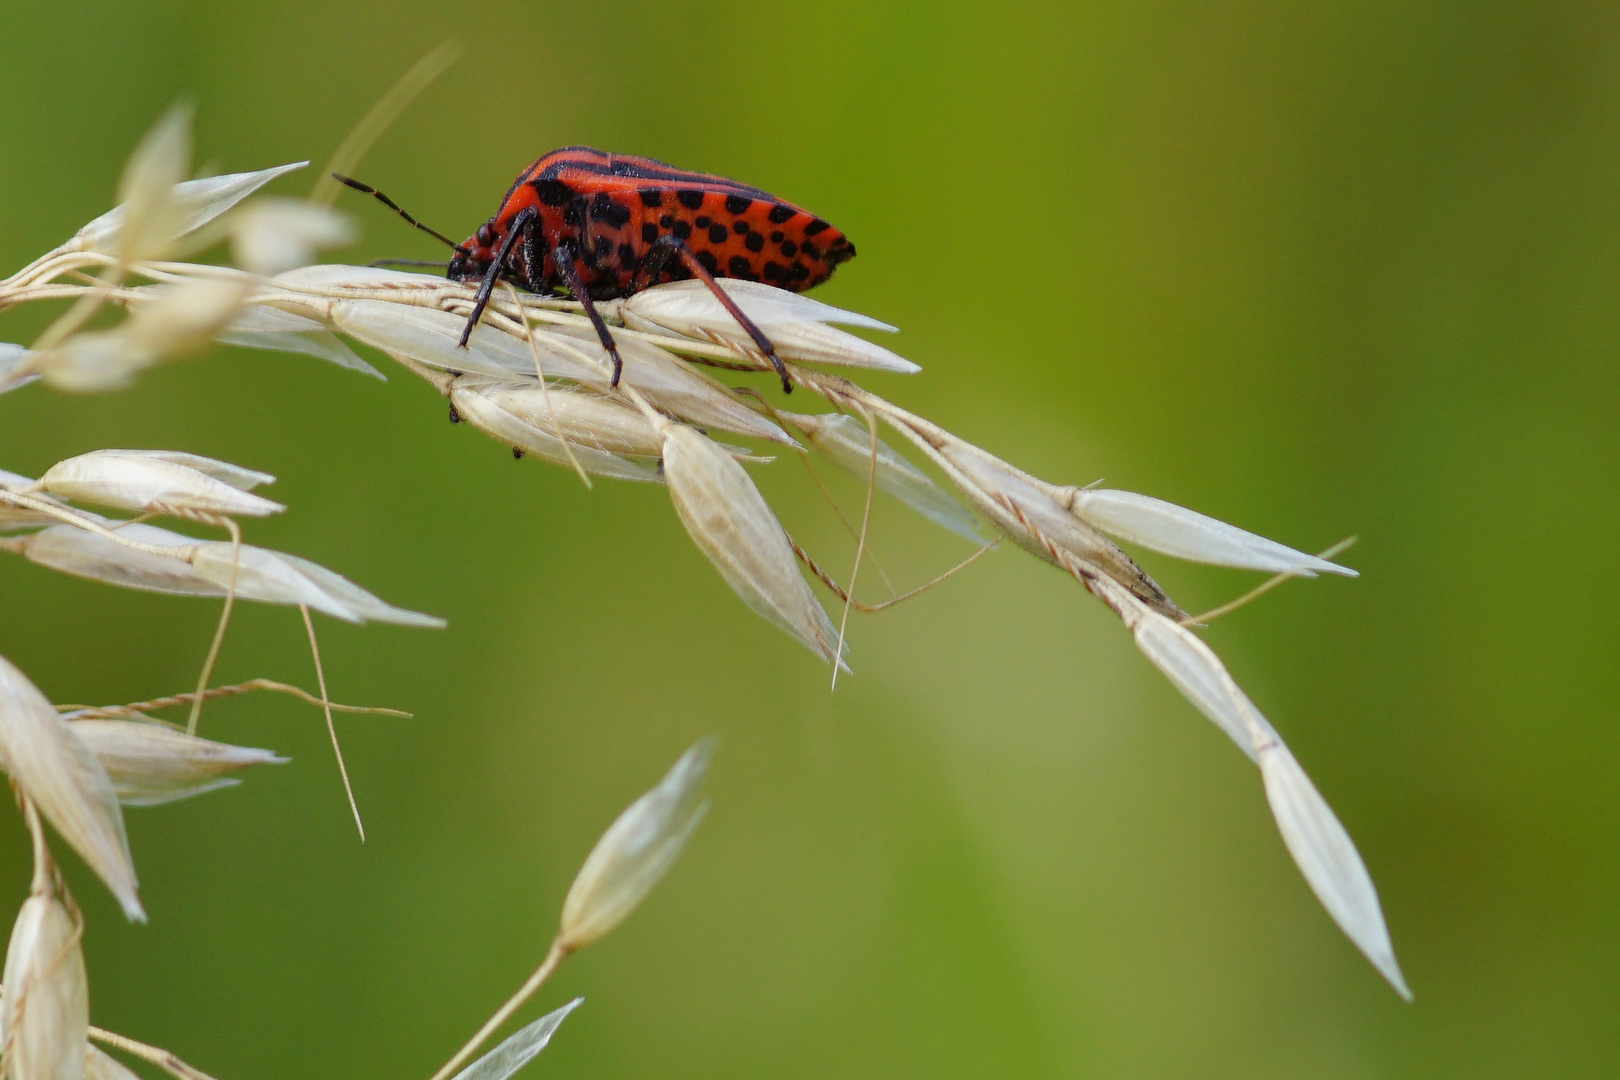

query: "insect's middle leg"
(549, 237), (628, 388)
(632, 235), (792, 394)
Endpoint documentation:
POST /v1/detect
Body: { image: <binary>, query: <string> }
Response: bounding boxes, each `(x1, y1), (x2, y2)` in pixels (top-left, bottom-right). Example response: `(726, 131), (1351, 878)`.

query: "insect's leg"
(633, 235), (791, 394)
(550, 239), (627, 388)
(459, 207), (536, 348)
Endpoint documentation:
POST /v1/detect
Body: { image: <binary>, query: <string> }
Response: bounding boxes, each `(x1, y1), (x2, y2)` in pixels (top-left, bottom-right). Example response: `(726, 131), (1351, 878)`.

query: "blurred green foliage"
(1, 1), (1616, 1077)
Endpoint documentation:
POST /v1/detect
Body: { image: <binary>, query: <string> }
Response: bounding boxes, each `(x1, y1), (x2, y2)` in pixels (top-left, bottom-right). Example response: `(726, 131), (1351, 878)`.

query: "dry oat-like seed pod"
(0, 656), (141, 922)
(1067, 488), (1357, 577)
(449, 998), (582, 1080)
(229, 197), (355, 277)
(188, 542), (445, 626)
(1, 891), (89, 1080)
(65, 718), (286, 806)
(619, 278), (916, 373)
(558, 738), (714, 951)
(661, 424), (844, 664)
(447, 381), (661, 483)
(787, 411), (987, 543)
(32, 449), (282, 520)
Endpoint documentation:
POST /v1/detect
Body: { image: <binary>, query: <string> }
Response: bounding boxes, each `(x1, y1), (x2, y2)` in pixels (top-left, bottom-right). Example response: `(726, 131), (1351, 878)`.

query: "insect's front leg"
(549, 238), (627, 388)
(631, 235), (792, 394)
(459, 206), (536, 348)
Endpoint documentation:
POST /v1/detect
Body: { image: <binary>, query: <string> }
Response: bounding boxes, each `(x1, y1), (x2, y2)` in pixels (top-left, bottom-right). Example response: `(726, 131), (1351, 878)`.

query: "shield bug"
(334, 147), (857, 392)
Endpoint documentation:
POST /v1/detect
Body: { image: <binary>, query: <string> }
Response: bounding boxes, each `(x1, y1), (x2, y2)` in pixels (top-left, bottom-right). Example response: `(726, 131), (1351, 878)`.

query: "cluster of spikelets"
(0, 105), (728, 1080)
(0, 100), (1410, 1077)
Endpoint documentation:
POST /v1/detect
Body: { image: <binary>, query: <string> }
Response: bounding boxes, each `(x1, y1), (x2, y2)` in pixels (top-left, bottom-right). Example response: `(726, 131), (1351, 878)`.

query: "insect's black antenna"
(331, 173), (471, 255)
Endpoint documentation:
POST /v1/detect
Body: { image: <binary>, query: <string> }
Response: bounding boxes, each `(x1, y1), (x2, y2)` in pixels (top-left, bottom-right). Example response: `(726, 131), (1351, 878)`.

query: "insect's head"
(447, 219), (500, 283)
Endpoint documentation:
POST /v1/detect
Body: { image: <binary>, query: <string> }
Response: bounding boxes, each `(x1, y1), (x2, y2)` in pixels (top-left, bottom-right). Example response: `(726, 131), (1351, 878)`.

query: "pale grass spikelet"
(188, 543), (446, 626)
(65, 718), (287, 806)
(450, 998), (583, 1080)
(1, 522), (221, 597)
(618, 278), (917, 373)
(0, 515), (444, 625)
(787, 411), (988, 543)
(661, 424), (844, 665)
(0, 657), (142, 922)
(229, 197), (356, 277)
(109, 102), (192, 266)
(1083, 572), (1409, 998)
(0, 890), (88, 1080)
(558, 738), (715, 951)
(1259, 739), (1411, 1000)
(84, 1045), (140, 1080)
(218, 305), (381, 379)
(40, 279), (250, 392)
(460, 379), (666, 458)
(77, 152), (308, 257)
(1067, 488), (1357, 577)
(0, 345), (34, 396)
(447, 380), (661, 483)
(32, 449), (283, 520)
(912, 427), (1182, 617)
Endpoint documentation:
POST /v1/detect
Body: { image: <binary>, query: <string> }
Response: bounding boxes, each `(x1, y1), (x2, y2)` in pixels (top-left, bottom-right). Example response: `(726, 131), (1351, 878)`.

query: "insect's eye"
(476, 223), (494, 247)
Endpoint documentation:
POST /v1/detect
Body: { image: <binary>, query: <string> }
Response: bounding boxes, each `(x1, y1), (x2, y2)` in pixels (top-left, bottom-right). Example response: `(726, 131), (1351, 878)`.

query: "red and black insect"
(334, 147), (857, 392)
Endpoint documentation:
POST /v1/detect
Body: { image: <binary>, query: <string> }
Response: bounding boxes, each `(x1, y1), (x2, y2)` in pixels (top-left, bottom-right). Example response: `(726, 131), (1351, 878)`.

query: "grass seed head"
(1068, 488), (1358, 577)
(188, 542), (446, 627)
(65, 718), (286, 807)
(559, 738), (715, 951)
(661, 424), (845, 665)
(33, 449), (283, 520)
(1, 891), (88, 1080)
(229, 197), (355, 277)
(619, 278), (917, 374)
(0, 656), (142, 921)
(447, 382), (661, 483)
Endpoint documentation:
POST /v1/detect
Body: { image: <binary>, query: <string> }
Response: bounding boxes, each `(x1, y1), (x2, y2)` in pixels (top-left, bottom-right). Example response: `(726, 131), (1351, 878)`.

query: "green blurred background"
(1, 1), (1616, 1076)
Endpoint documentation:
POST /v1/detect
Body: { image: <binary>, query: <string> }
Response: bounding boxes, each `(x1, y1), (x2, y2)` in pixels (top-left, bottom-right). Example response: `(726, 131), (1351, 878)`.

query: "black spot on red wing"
(638, 189), (664, 207)
(672, 220), (692, 240)
(641, 223), (659, 243)
(732, 220), (749, 234)
(767, 204), (794, 224)
(728, 255), (752, 276)
(535, 179), (574, 206)
(780, 239), (797, 257)
(763, 261), (786, 282)
(708, 223), (728, 244)
(619, 244), (638, 270)
(593, 236), (613, 261)
(725, 195), (753, 215)
(801, 240), (821, 261)
(769, 230), (784, 243)
(695, 250), (719, 274)
(744, 232), (764, 252)
(695, 215), (711, 229)
(590, 193), (631, 228)
(677, 190), (704, 210)
(789, 262), (810, 281)
(803, 218), (831, 236)
(659, 214), (675, 229)
(563, 201), (584, 228)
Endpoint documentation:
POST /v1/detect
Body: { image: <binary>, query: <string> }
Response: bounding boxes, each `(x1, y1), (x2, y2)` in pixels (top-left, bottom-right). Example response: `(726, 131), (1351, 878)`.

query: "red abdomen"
(460, 147), (856, 298)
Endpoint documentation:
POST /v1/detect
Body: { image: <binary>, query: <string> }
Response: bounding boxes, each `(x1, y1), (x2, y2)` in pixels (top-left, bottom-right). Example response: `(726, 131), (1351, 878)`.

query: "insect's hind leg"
(632, 235), (792, 394)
